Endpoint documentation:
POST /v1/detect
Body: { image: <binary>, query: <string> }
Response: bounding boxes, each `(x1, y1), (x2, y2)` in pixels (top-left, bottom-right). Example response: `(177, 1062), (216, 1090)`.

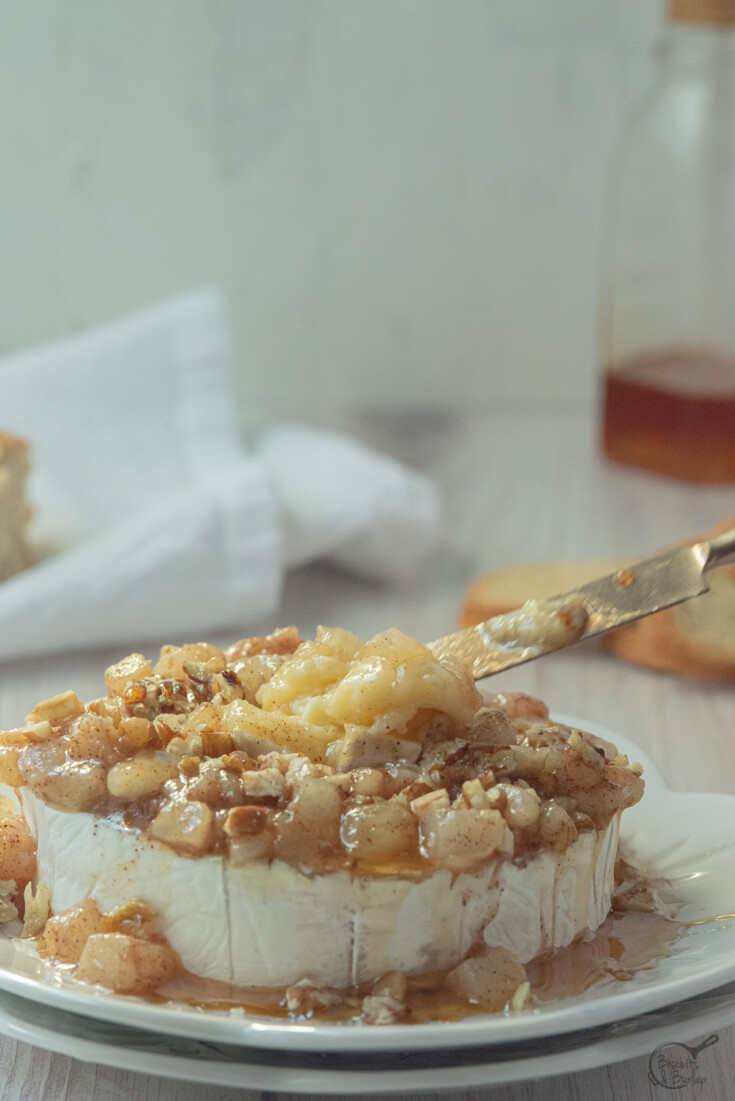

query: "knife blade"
(429, 526), (735, 680)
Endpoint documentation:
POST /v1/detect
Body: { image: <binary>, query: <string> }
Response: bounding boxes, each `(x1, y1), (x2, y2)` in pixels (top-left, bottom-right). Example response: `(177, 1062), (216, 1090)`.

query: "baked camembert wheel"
(0, 627), (644, 1021)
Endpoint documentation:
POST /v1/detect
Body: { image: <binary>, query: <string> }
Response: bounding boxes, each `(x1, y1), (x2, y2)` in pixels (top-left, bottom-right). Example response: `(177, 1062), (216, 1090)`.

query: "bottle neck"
(660, 19), (735, 72)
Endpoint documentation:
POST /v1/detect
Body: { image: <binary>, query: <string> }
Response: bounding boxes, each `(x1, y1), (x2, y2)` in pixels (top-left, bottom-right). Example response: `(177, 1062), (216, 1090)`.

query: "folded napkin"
(0, 287), (439, 662)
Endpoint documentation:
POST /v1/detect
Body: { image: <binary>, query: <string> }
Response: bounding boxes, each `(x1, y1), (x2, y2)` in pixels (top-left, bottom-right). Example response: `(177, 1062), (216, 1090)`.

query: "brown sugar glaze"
(148, 857), (686, 1024)
(602, 349), (735, 483)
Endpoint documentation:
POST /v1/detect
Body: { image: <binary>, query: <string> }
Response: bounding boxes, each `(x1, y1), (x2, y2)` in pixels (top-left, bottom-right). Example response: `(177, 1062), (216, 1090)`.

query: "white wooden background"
(0, 0), (661, 415)
(0, 407), (733, 1100)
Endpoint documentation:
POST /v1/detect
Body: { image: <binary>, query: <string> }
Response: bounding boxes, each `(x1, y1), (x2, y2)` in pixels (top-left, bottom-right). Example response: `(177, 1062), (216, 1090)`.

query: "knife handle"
(705, 527), (735, 571)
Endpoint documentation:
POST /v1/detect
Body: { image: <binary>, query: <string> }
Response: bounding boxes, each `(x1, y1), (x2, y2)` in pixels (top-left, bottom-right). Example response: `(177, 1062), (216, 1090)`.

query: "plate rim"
(0, 979), (734, 1094)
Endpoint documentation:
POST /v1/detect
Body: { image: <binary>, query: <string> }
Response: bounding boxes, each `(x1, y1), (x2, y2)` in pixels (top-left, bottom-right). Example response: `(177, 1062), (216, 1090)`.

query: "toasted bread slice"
(605, 517), (735, 683)
(0, 431), (31, 583)
(460, 517), (735, 683)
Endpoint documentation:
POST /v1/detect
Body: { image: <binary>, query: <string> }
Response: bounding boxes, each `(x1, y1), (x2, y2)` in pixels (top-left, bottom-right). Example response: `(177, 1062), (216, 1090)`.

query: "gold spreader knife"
(429, 526), (735, 680)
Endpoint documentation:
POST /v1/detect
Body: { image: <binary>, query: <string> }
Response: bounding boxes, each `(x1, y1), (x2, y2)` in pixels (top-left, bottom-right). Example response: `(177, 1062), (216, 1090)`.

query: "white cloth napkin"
(0, 288), (439, 662)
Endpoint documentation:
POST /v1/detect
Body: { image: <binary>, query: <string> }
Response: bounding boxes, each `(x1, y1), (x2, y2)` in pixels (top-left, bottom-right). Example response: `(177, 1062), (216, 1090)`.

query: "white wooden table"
(0, 408), (733, 1101)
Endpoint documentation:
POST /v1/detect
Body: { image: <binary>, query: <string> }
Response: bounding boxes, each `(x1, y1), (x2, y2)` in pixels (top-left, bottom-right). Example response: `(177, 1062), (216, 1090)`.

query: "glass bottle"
(600, 0), (735, 482)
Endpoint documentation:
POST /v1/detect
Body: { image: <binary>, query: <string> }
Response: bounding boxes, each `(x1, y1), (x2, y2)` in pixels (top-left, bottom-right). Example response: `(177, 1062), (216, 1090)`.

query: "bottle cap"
(670, 0), (735, 22)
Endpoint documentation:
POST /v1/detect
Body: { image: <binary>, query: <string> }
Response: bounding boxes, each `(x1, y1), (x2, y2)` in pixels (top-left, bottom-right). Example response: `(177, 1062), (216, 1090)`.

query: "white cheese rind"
(481, 822), (619, 961)
(20, 790), (619, 988)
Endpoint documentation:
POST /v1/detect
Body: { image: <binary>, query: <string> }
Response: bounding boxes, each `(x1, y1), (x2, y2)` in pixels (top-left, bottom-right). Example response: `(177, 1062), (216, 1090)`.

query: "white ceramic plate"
(0, 718), (732, 1061)
(0, 978), (734, 1093)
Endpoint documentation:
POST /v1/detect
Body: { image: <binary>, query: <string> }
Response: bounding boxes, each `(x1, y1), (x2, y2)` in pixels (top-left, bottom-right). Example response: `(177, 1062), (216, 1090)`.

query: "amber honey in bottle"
(600, 0), (735, 482)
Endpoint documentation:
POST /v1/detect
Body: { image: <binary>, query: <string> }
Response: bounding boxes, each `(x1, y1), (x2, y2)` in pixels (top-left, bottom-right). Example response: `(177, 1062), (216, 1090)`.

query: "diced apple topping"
(0, 628), (643, 872)
(446, 946), (527, 1011)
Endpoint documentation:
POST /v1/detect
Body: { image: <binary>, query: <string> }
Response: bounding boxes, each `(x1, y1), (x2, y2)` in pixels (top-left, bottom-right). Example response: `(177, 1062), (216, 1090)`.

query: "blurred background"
(0, 0), (661, 418)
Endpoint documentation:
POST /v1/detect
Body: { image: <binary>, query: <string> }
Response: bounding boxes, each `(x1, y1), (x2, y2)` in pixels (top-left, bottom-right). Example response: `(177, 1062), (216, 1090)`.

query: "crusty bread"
(605, 518), (735, 683)
(0, 431), (31, 583)
(460, 518), (735, 683)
